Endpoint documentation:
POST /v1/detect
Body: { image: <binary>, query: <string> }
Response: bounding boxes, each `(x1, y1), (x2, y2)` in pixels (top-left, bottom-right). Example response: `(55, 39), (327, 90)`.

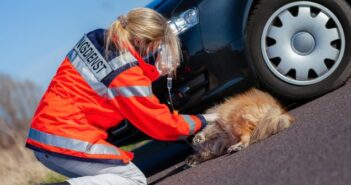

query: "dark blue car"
(109, 0), (351, 176)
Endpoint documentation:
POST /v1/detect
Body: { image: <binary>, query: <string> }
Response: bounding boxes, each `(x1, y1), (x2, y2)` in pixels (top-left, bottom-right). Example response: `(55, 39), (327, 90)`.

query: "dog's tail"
(250, 108), (294, 144)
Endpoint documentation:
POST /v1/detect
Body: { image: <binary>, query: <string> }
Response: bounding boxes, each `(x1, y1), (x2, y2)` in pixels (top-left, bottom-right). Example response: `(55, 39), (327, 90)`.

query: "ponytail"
(105, 16), (131, 58)
(105, 8), (182, 77)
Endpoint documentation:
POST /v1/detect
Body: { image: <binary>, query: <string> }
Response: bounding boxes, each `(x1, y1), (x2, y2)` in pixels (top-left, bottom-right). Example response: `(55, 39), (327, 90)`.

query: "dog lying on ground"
(186, 88), (294, 167)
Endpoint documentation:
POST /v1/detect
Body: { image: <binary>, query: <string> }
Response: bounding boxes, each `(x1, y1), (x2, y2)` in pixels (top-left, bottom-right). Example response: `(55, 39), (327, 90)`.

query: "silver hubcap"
(291, 32), (315, 55)
(261, 1), (345, 85)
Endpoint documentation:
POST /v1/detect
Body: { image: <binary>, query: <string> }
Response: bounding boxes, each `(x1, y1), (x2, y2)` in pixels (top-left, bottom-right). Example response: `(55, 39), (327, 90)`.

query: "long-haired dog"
(186, 88), (294, 166)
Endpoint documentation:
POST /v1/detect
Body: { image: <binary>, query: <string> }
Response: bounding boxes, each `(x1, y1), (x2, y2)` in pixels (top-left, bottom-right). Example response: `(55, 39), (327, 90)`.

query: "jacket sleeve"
(107, 66), (207, 141)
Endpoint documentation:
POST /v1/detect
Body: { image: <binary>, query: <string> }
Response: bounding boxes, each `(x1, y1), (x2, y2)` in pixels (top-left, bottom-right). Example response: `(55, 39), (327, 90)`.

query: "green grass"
(40, 171), (67, 184)
(120, 140), (150, 151)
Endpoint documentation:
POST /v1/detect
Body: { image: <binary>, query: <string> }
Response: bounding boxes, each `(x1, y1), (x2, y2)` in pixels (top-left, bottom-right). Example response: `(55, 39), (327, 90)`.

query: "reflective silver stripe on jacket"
(181, 115), (196, 135)
(67, 48), (137, 97)
(68, 50), (108, 97)
(109, 52), (137, 70)
(108, 86), (153, 98)
(28, 128), (120, 155)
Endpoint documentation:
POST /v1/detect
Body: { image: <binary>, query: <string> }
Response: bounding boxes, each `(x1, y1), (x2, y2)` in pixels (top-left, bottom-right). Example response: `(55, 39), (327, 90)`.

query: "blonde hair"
(106, 8), (181, 76)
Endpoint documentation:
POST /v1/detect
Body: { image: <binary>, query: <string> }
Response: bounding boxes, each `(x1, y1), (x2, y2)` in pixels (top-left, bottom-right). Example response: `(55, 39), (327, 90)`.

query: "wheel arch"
(243, 0), (351, 34)
(242, 0), (260, 35)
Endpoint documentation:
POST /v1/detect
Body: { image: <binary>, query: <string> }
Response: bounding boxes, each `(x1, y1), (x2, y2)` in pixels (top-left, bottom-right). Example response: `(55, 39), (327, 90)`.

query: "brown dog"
(186, 88), (294, 166)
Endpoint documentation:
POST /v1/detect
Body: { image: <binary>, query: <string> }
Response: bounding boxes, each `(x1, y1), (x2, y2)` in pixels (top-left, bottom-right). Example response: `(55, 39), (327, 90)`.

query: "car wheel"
(247, 0), (351, 100)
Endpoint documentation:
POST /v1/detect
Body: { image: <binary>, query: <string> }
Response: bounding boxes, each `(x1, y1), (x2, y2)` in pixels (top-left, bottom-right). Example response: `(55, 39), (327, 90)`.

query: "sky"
(0, 0), (151, 90)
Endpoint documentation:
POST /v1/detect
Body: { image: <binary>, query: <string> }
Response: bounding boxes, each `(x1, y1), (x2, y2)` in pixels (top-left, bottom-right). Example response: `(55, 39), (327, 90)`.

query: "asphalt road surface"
(148, 80), (351, 185)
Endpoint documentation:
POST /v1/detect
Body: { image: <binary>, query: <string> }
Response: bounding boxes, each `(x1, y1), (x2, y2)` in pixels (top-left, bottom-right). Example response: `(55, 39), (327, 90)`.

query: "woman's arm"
(108, 65), (207, 141)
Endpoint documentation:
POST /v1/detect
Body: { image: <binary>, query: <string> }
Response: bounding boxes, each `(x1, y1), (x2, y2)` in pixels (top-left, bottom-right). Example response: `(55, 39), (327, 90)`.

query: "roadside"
(0, 129), (65, 185)
(148, 79), (351, 185)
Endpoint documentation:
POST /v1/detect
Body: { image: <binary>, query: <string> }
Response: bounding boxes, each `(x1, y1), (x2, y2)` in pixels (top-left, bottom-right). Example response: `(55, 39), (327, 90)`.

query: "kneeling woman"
(26, 8), (217, 185)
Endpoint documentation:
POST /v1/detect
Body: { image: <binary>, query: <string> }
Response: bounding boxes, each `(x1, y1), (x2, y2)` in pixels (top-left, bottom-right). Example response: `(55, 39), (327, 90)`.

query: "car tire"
(247, 0), (351, 100)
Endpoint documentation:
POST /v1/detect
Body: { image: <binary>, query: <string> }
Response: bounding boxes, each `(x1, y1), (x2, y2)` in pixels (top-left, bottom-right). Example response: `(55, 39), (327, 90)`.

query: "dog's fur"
(186, 88), (294, 166)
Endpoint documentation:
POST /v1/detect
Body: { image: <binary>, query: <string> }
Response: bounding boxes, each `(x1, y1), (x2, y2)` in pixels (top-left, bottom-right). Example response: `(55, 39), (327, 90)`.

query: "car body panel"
(150, 0), (256, 114)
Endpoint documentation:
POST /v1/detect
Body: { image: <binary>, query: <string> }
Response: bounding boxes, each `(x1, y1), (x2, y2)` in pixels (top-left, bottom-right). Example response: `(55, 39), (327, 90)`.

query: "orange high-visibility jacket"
(26, 29), (206, 164)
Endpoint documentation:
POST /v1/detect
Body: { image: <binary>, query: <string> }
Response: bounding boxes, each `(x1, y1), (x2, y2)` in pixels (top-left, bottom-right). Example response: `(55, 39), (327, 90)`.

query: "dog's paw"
(227, 143), (245, 154)
(192, 134), (205, 145)
(185, 155), (199, 167)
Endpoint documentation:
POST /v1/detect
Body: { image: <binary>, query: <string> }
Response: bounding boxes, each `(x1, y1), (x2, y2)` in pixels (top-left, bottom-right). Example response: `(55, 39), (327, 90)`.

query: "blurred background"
(0, 0), (150, 184)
